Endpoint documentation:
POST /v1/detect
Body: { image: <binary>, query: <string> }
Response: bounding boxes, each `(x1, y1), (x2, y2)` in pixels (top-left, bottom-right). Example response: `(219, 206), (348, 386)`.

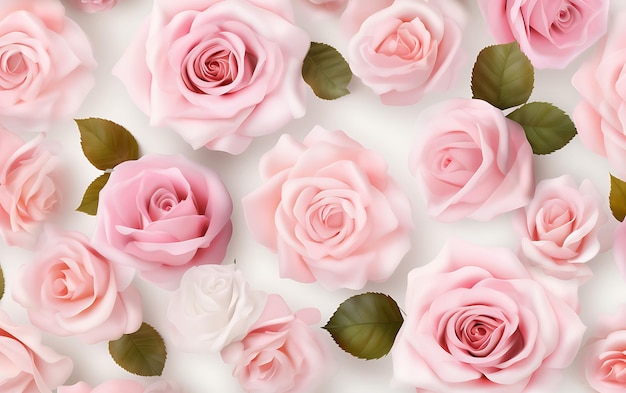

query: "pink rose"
(477, 0), (609, 69)
(221, 294), (333, 393)
(409, 98), (534, 222)
(58, 380), (182, 393)
(12, 229), (142, 344)
(66, 0), (117, 13)
(0, 128), (60, 248)
(242, 126), (412, 290)
(614, 221), (626, 280)
(92, 154), (233, 289)
(113, 0), (309, 154)
(165, 264), (266, 352)
(347, 0), (464, 105)
(0, 309), (73, 393)
(514, 175), (606, 282)
(0, 0), (96, 131)
(572, 13), (626, 180)
(303, 0), (347, 12)
(583, 306), (626, 393)
(392, 240), (585, 393)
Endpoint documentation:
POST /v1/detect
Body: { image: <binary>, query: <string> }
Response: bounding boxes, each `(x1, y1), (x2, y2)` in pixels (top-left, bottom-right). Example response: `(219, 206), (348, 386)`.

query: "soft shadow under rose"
(242, 126), (412, 290)
(114, 0), (309, 154)
(392, 240), (585, 393)
(92, 154), (233, 290)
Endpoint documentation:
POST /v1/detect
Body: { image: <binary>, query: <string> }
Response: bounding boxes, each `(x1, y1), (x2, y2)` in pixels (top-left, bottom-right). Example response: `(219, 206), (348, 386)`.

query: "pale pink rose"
(221, 294), (333, 393)
(339, 0), (393, 36)
(58, 380), (182, 393)
(0, 127), (60, 248)
(514, 175), (606, 282)
(66, 0), (117, 13)
(347, 1), (464, 105)
(392, 240), (585, 393)
(583, 306), (626, 393)
(614, 221), (626, 280)
(12, 229), (142, 344)
(0, 309), (73, 393)
(572, 13), (626, 180)
(0, 0), (96, 131)
(303, 0), (347, 12)
(242, 126), (412, 290)
(409, 98), (534, 222)
(113, 0), (309, 154)
(477, 0), (609, 69)
(166, 264), (266, 352)
(92, 154), (233, 289)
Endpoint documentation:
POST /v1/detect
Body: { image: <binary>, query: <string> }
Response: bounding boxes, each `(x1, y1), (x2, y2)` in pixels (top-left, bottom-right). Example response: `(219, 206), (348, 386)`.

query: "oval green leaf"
(302, 42), (352, 100)
(109, 322), (166, 376)
(76, 172), (111, 215)
(507, 102), (577, 154)
(76, 118), (139, 171)
(610, 174), (626, 222)
(323, 292), (403, 360)
(471, 42), (534, 110)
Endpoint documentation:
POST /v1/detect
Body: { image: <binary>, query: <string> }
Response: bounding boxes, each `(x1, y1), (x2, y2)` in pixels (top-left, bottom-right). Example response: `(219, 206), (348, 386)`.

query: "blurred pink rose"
(0, 0), (96, 131)
(348, 1), (463, 105)
(303, 0), (347, 12)
(477, 0), (609, 69)
(614, 221), (626, 280)
(409, 98), (534, 222)
(0, 309), (73, 393)
(572, 13), (626, 180)
(392, 240), (585, 393)
(221, 294), (333, 393)
(66, 0), (117, 13)
(12, 229), (142, 344)
(0, 128), (59, 248)
(113, 0), (309, 154)
(92, 154), (233, 289)
(583, 306), (626, 393)
(242, 126), (412, 290)
(58, 380), (181, 393)
(166, 264), (266, 352)
(514, 175), (606, 282)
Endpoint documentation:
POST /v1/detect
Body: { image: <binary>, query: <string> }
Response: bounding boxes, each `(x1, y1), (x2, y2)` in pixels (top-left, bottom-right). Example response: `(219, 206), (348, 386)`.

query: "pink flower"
(392, 240), (585, 393)
(0, 0), (96, 131)
(12, 229), (142, 344)
(242, 126), (412, 290)
(583, 306), (626, 393)
(113, 0), (309, 154)
(221, 294), (333, 393)
(303, 0), (347, 12)
(165, 264), (266, 352)
(572, 13), (626, 180)
(514, 175), (606, 282)
(477, 0), (609, 69)
(92, 154), (233, 290)
(409, 98), (534, 222)
(0, 309), (73, 393)
(0, 128), (60, 248)
(58, 380), (182, 393)
(66, 0), (117, 13)
(613, 221), (626, 280)
(347, 0), (464, 105)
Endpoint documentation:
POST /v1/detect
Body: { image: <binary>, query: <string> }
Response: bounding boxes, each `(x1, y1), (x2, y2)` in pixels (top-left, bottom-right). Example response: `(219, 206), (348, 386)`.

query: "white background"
(2, 0), (626, 392)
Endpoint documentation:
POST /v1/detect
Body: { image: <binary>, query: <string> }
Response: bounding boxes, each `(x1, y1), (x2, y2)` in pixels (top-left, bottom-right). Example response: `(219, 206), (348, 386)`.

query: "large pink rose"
(0, 127), (60, 248)
(409, 98), (534, 222)
(12, 229), (142, 344)
(347, 0), (464, 105)
(221, 294), (333, 393)
(0, 310), (73, 393)
(477, 0), (609, 69)
(391, 240), (585, 393)
(66, 0), (117, 13)
(113, 0), (309, 154)
(513, 175), (606, 282)
(0, 0), (96, 131)
(58, 380), (182, 393)
(92, 154), (233, 289)
(572, 13), (626, 180)
(242, 126), (412, 290)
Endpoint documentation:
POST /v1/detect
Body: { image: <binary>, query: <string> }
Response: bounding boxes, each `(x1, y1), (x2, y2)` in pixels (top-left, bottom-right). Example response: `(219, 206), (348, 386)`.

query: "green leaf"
(610, 174), (626, 222)
(302, 42), (352, 100)
(471, 42), (534, 110)
(323, 292), (403, 360)
(507, 102), (577, 154)
(76, 172), (111, 215)
(76, 118), (139, 171)
(109, 322), (166, 376)
(0, 265), (4, 301)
